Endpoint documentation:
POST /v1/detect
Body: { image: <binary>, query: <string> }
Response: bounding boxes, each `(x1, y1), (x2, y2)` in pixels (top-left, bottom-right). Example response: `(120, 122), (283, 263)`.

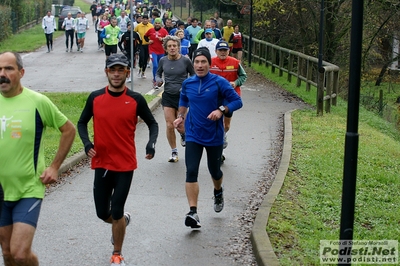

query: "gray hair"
(0, 52), (23, 70)
(174, 29), (184, 37)
(163, 35), (181, 51)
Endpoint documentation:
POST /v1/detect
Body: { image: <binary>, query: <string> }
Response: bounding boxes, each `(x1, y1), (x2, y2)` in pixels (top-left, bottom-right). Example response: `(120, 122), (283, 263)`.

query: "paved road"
(15, 13), (305, 266)
(31, 85), (301, 266)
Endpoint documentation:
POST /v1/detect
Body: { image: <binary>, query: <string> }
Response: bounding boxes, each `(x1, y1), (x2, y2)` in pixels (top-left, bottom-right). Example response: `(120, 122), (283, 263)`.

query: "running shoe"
(180, 133), (186, 147)
(213, 188), (224, 213)
(66, 48), (68, 52)
(168, 152), (178, 163)
(185, 212), (201, 228)
(126, 76), (131, 83)
(111, 212), (131, 245)
(124, 212), (131, 226)
(223, 133), (228, 149)
(137, 69), (142, 77)
(153, 81), (158, 90)
(110, 253), (126, 266)
(147, 63), (150, 68)
(141, 72), (146, 79)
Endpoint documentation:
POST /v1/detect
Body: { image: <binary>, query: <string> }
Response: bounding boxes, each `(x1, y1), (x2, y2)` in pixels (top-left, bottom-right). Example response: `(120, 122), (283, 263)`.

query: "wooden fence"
(242, 35), (340, 115)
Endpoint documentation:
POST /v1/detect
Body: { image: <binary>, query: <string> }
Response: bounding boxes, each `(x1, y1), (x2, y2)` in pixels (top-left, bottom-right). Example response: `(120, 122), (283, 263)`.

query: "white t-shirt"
(197, 38), (219, 58)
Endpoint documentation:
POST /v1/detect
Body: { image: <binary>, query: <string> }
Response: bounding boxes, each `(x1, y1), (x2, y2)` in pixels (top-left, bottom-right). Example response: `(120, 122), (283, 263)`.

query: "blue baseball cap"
(205, 28), (213, 34)
(216, 41), (230, 50)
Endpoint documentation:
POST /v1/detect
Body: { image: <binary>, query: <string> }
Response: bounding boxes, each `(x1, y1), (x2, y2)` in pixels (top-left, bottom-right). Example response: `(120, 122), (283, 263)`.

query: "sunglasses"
(106, 68), (129, 74)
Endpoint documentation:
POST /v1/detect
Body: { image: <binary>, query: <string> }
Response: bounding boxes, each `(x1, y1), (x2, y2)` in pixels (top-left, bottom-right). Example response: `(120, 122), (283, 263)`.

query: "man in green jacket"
(101, 17), (121, 59)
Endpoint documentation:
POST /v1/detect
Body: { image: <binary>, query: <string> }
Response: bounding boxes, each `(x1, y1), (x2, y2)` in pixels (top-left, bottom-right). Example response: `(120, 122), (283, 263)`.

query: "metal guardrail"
(242, 35), (340, 115)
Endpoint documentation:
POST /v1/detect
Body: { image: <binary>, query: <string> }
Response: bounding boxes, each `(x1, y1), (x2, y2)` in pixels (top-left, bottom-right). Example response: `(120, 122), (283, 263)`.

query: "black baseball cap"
(106, 54), (130, 68)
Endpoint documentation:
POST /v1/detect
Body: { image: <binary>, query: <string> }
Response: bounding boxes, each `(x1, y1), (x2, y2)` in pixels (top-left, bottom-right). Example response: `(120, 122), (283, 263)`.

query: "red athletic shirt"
(145, 27), (169, 54)
(77, 87), (158, 171)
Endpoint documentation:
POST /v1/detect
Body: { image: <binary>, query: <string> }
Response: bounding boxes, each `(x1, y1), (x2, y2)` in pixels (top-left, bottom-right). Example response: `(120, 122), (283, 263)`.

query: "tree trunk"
(375, 63), (390, 86)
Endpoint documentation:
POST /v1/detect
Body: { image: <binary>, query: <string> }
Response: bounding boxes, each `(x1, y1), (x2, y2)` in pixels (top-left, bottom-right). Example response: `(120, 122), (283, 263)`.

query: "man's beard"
(108, 77), (125, 89)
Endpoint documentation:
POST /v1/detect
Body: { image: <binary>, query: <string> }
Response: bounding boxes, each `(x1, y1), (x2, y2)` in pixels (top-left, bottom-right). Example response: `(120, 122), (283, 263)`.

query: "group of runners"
(0, 2), (249, 266)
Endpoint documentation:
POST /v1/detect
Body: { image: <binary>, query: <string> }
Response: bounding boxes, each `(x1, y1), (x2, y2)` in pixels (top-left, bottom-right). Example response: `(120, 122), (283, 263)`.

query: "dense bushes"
(0, 5), (12, 41)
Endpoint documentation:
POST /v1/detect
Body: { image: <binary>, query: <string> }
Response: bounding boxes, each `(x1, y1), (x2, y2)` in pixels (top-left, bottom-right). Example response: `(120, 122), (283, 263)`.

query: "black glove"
(84, 143), (94, 156)
(146, 142), (155, 158)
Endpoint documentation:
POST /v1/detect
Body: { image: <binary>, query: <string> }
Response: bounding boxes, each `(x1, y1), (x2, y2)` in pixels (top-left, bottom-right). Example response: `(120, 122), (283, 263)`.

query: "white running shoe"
(168, 152), (178, 162)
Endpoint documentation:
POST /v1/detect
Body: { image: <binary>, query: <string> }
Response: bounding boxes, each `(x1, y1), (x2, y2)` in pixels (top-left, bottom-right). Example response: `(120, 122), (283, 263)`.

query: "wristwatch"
(218, 105), (226, 114)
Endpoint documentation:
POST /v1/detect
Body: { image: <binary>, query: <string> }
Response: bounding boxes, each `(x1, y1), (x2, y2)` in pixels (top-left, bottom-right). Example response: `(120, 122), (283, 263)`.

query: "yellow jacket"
(134, 22), (154, 45)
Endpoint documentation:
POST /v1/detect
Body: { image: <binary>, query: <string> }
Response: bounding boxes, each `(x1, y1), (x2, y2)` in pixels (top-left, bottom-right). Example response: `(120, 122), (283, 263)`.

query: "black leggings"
(189, 43), (198, 60)
(139, 44), (149, 72)
(65, 30), (74, 49)
(93, 168), (133, 221)
(185, 141), (223, 183)
(45, 33), (53, 49)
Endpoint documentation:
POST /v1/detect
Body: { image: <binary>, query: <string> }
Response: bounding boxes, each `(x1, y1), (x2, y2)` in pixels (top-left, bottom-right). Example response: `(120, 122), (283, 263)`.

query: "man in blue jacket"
(173, 47), (243, 228)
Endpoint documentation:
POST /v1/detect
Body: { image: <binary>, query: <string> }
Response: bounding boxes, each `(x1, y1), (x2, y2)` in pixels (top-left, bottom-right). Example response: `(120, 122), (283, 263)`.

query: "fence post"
(325, 71), (333, 113)
(288, 53), (293, 83)
(333, 71), (339, 106)
(296, 57), (302, 87)
(306, 59), (312, 91)
(317, 68), (325, 115)
(279, 50), (284, 77)
(271, 48), (276, 73)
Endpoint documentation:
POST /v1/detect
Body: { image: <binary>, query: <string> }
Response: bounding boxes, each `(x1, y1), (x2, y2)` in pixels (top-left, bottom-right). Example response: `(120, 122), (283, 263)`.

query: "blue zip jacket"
(180, 72), (243, 146)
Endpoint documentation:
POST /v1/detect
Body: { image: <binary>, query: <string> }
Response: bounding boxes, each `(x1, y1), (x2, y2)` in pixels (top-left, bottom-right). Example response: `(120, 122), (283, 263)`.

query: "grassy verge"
(42, 93), (156, 166)
(251, 64), (400, 265)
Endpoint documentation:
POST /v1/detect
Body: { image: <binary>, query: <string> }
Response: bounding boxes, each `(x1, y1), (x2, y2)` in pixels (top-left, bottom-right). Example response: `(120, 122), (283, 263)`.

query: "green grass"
(251, 64), (400, 265)
(0, 26), (65, 53)
(42, 92), (156, 166)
